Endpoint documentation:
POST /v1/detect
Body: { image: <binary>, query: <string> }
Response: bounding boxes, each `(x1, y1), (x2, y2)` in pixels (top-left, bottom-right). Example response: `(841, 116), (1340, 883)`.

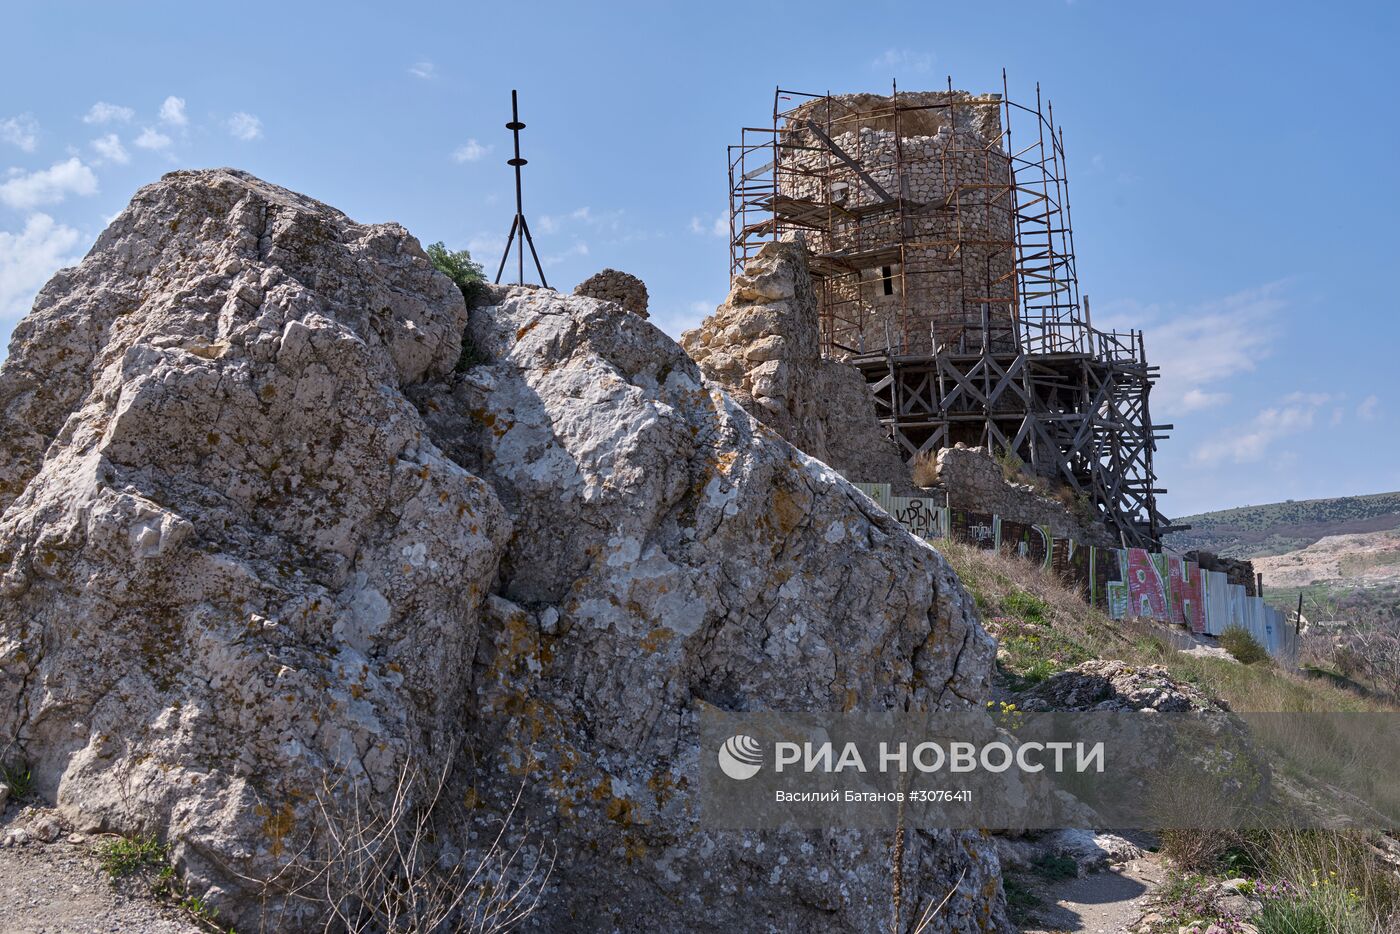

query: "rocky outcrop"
(681, 242), (910, 486)
(0, 170), (1008, 931)
(573, 267), (649, 318)
(1017, 660), (1225, 713)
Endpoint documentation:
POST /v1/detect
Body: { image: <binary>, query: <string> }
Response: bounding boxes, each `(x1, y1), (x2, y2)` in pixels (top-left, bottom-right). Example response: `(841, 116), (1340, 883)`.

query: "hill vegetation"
(1167, 490), (1400, 558)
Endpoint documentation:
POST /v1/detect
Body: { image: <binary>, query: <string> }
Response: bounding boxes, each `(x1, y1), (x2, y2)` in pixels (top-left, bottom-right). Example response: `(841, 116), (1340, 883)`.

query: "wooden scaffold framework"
(727, 76), (1179, 547)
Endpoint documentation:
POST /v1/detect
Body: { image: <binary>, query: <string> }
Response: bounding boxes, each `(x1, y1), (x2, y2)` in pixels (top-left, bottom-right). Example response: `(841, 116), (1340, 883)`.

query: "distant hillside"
(1167, 491), (1400, 623)
(1167, 491), (1400, 559)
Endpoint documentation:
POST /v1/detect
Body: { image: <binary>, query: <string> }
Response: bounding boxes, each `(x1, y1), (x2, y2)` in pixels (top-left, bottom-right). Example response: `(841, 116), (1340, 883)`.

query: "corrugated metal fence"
(854, 483), (1297, 666)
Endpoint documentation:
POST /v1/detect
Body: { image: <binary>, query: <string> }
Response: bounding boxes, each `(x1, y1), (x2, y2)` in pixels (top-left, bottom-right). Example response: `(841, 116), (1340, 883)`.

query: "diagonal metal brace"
(804, 119), (895, 203)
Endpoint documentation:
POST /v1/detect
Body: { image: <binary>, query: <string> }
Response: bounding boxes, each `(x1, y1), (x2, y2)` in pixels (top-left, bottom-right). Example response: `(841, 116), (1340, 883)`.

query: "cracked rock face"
(0, 169), (1007, 932)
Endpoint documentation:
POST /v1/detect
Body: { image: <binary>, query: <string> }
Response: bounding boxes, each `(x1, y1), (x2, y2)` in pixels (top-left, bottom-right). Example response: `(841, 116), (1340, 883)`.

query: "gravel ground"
(0, 804), (202, 934)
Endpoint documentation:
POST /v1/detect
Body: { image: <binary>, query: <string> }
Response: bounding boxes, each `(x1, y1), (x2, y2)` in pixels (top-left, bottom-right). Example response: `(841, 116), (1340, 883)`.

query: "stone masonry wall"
(574, 268), (649, 318)
(1185, 550), (1259, 597)
(780, 91), (1016, 355)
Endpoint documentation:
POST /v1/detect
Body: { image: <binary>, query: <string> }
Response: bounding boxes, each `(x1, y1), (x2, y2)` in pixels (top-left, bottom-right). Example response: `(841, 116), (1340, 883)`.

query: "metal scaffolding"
(727, 76), (1178, 547)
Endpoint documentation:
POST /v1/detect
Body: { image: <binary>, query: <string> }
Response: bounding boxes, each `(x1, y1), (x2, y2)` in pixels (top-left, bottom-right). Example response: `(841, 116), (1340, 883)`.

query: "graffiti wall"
(855, 483), (1297, 665)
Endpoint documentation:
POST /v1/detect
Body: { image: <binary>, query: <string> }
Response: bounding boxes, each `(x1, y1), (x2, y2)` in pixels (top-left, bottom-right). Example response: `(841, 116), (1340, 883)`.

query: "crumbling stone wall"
(781, 91), (1016, 355)
(922, 444), (1117, 547)
(574, 268), (649, 318)
(682, 242), (910, 486)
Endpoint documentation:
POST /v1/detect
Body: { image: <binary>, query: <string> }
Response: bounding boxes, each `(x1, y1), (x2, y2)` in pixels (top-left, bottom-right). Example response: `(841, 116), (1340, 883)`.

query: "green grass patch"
(1001, 875), (1043, 924)
(1, 763), (33, 799)
(94, 834), (228, 930)
(1002, 589), (1048, 624)
(96, 834), (167, 879)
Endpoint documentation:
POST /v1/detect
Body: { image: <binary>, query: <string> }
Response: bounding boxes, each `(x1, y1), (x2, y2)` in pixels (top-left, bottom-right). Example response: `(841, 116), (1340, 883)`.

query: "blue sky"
(1, 0), (1396, 516)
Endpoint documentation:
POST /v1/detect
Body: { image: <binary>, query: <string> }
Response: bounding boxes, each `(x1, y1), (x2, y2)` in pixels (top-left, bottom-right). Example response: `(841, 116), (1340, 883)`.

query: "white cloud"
(82, 102), (134, 125)
(1357, 394), (1380, 421)
(134, 127), (172, 150)
(466, 234), (506, 259)
(227, 113), (262, 141)
(689, 300), (716, 315)
(1192, 392), (1337, 466)
(0, 115), (39, 152)
(538, 207), (624, 239)
(690, 212), (727, 238)
(870, 48), (934, 73)
(452, 139), (490, 163)
(408, 61), (435, 79)
(0, 158), (99, 210)
(1097, 281), (1287, 418)
(0, 213), (83, 328)
(159, 95), (188, 126)
(90, 133), (129, 165)
(1178, 388), (1230, 413)
(543, 241), (589, 261)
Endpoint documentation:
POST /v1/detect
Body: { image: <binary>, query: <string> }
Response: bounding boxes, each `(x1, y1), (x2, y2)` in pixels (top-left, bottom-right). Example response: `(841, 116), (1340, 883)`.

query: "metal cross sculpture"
(494, 90), (548, 287)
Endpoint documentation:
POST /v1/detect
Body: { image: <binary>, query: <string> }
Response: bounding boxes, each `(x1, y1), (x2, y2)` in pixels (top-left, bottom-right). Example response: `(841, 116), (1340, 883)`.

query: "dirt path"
(1020, 851), (1164, 933)
(0, 805), (201, 934)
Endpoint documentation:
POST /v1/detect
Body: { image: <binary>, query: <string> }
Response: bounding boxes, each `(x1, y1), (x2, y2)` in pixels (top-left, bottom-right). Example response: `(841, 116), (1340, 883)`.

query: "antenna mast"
(494, 89), (548, 287)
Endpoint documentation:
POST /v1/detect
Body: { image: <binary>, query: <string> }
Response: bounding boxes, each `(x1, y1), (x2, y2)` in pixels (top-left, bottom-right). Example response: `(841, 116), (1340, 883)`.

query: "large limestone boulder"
(416, 286), (1006, 931)
(682, 241), (911, 487)
(0, 169), (1009, 932)
(0, 169), (512, 927)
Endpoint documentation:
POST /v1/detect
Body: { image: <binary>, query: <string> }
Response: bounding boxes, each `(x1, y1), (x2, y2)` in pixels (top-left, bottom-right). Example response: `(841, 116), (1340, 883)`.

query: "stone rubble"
(923, 444), (1117, 547)
(1016, 660), (1226, 713)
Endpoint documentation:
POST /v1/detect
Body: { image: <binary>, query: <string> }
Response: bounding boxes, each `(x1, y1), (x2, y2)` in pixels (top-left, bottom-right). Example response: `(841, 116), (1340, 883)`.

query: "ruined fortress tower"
(728, 82), (1177, 547)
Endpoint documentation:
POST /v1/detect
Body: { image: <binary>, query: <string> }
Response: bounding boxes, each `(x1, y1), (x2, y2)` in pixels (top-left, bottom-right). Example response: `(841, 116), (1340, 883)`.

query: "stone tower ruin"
(728, 80), (1177, 547)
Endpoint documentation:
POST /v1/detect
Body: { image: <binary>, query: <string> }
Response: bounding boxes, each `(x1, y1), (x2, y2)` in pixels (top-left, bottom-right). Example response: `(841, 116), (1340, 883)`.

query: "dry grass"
(938, 538), (1397, 715)
(243, 758), (554, 933)
(911, 450), (940, 489)
(938, 540), (1400, 932)
(310, 766), (554, 934)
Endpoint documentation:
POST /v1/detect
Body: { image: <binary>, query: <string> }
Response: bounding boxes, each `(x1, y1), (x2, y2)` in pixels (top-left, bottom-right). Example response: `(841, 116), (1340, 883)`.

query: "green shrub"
(1001, 875), (1042, 922)
(426, 242), (490, 371)
(426, 241), (487, 306)
(1220, 626), (1271, 665)
(1031, 852), (1078, 881)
